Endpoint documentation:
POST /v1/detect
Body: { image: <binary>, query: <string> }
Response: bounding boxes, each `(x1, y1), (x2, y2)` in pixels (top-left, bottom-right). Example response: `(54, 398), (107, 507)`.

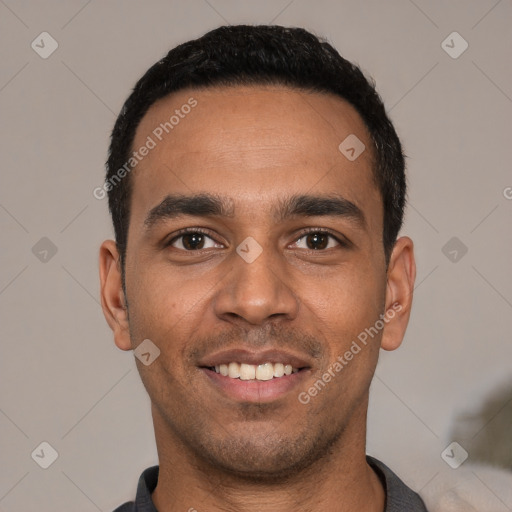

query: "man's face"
(111, 85), (396, 477)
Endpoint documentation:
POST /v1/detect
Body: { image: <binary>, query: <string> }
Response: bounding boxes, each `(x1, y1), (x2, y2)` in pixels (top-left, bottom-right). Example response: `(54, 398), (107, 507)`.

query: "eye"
(167, 229), (224, 251)
(293, 230), (345, 251)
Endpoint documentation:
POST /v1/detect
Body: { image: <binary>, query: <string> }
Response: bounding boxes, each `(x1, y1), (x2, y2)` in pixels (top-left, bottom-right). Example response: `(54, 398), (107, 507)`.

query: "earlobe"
(380, 236), (416, 352)
(99, 240), (132, 351)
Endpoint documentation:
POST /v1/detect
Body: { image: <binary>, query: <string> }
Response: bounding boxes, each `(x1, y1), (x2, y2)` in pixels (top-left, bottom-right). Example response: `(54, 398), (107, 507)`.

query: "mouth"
(198, 349), (312, 402)
(205, 362), (302, 380)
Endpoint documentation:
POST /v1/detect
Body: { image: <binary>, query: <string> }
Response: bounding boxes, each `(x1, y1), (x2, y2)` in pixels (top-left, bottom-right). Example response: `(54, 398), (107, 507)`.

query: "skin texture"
(100, 85), (416, 512)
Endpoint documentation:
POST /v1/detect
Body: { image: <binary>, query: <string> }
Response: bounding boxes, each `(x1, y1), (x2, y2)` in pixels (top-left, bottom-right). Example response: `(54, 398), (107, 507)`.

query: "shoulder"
(367, 456), (428, 511)
(112, 502), (136, 512)
(111, 465), (159, 512)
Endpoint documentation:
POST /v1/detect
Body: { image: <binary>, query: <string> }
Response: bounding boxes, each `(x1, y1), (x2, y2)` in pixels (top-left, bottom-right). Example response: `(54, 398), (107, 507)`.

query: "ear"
(99, 240), (132, 351)
(380, 236), (416, 351)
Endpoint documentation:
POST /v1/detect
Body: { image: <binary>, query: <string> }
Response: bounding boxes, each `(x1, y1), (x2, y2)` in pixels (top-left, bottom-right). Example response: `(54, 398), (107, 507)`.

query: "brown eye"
(168, 230), (223, 251)
(181, 233), (206, 250)
(294, 231), (341, 251)
(306, 233), (329, 250)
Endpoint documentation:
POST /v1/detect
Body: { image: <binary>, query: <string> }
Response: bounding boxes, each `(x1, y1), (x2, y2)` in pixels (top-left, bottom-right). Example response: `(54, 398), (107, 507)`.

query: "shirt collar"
(130, 457), (427, 512)
(367, 456), (428, 511)
(133, 465), (158, 511)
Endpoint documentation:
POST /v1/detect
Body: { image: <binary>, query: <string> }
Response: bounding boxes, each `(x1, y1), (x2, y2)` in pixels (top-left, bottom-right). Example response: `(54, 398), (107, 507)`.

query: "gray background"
(1, 0), (511, 510)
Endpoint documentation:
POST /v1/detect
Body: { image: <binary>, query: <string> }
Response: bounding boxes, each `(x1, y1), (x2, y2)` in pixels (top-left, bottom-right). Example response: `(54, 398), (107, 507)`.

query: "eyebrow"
(143, 193), (366, 231)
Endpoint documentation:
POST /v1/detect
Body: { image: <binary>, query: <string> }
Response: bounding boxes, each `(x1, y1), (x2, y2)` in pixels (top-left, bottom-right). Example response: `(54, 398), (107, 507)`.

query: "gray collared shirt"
(113, 455), (428, 511)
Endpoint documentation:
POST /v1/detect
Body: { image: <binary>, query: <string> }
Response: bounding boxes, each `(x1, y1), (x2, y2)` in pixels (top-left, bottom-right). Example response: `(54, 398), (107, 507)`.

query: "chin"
(194, 426), (339, 482)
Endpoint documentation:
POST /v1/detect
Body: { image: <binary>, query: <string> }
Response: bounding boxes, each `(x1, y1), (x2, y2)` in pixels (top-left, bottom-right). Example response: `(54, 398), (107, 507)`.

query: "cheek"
(300, 270), (384, 411)
(125, 261), (216, 358)
(129, 261), (198, 319)
(301, 264), (385, 346)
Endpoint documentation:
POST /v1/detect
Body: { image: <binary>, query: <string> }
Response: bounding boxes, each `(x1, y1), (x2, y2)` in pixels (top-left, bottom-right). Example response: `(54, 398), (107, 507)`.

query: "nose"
(212, 240), (299, 326)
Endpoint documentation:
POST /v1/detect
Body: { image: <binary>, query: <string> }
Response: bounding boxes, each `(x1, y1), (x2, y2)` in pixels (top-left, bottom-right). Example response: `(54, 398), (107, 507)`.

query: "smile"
(198, 348), (312, 402)
(201, 365), (310, 403)
(210, 362), (300, 381)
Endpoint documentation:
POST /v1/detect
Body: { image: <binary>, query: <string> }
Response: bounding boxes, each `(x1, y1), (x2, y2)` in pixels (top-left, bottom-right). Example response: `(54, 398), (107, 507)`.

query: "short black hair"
(106, 24), (406, 277)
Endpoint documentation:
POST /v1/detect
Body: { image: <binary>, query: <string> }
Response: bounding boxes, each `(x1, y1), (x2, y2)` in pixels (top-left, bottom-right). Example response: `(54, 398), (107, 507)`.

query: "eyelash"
(165, 227), (349, 251)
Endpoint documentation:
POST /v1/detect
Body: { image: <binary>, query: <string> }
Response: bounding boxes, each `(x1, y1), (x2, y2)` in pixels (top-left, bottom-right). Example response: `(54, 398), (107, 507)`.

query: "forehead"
(134, 84), (372, 162)
(129, 85), (381, 233)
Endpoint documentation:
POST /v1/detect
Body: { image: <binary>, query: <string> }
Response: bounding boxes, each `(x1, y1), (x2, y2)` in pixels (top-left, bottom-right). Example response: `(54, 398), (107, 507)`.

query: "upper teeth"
(214, 362), (298, 380)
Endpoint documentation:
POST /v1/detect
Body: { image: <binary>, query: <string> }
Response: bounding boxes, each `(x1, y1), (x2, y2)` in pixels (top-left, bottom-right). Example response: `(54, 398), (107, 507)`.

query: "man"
(99, 24), (425, 511)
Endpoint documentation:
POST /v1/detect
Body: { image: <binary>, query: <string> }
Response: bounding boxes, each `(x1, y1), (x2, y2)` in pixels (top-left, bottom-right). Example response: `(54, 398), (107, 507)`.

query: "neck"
(150, 402), (386, 512)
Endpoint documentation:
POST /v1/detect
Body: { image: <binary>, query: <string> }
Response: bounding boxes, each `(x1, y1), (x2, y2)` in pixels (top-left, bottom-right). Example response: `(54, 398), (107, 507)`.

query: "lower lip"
(200, 368), (309, 403)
